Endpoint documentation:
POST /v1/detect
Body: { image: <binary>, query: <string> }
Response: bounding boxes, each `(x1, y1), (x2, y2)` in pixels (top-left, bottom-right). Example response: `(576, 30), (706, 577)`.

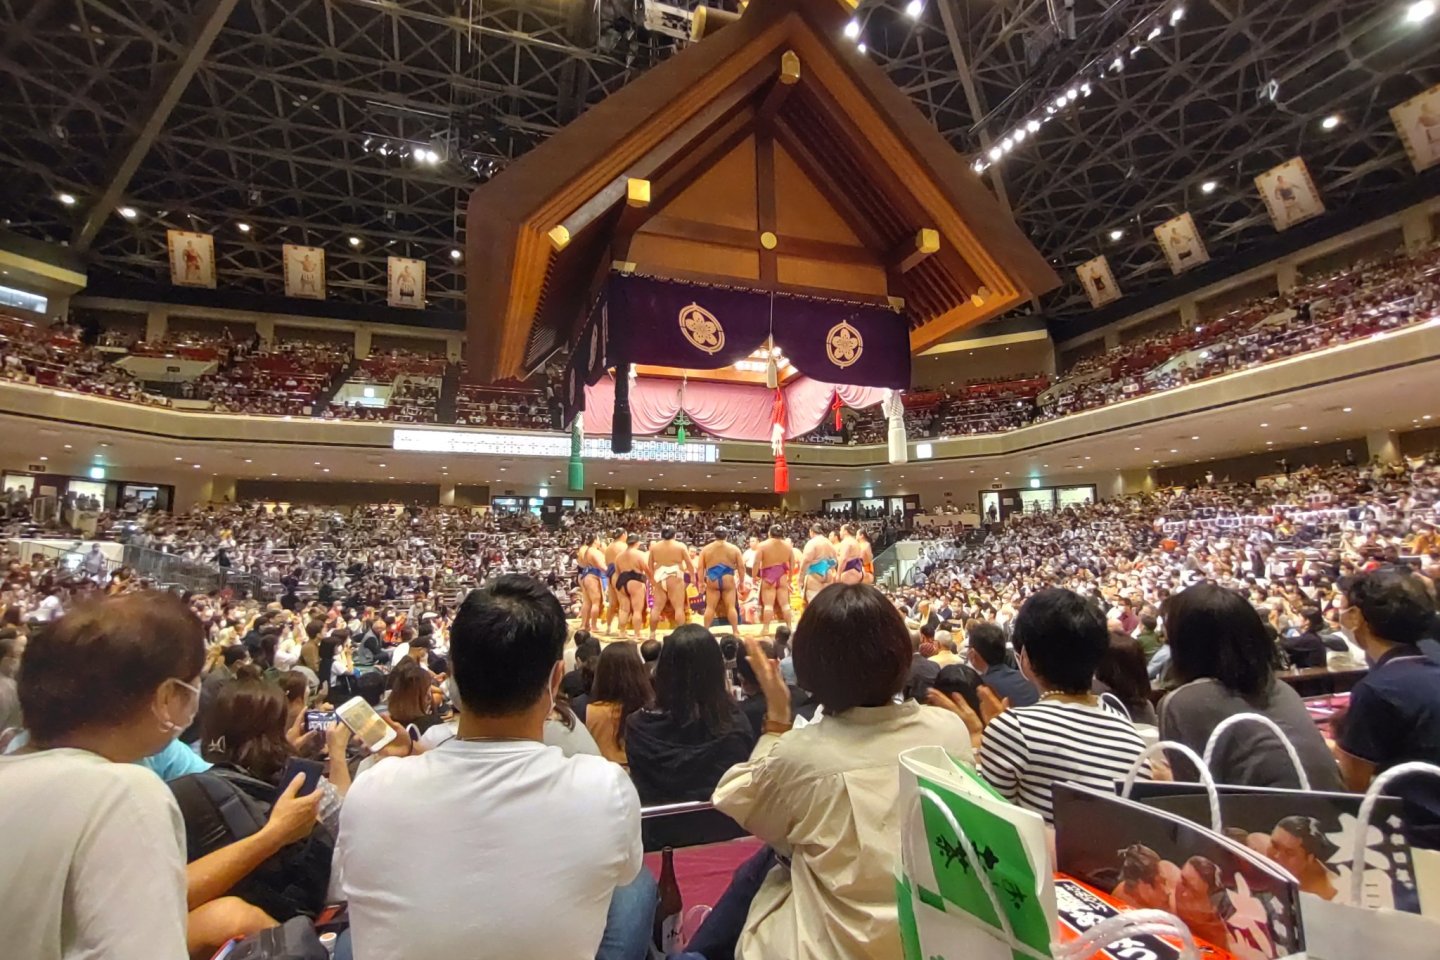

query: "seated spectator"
(966, 621), (1039, 707)
(735, 637), (797, 739)
(626, 624), (755, 805)
(1095, 632), (1159, 728)
(1158, 583), (1343, 790)
(1335, 569), (1440, 848)
(678, 584), (972, 960)
(977, 588), (1151, 824)
(585, 642), (652, 768)
(1281, 607), (1330, 669)
(0, 594), (200, 958)
(387, 658), (442, 735)
(337, 575), (653, 960)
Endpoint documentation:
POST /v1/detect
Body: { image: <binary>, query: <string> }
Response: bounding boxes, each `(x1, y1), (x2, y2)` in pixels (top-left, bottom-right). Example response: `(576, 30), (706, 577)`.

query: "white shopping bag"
(1296, 762), (1440, 959)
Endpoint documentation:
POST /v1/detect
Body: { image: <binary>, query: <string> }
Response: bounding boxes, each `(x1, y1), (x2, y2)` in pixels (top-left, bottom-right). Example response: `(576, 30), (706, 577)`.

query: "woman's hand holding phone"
(262, 774), (323, 847)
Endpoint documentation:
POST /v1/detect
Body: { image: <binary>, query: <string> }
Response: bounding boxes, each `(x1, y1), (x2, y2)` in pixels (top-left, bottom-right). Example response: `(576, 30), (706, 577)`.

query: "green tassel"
(568, 412), (584, 491)
(676, 423), (686, 445)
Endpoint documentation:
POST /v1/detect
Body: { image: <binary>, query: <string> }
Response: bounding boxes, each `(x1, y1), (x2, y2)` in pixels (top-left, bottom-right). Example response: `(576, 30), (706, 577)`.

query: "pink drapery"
(582, 375), (888, 441)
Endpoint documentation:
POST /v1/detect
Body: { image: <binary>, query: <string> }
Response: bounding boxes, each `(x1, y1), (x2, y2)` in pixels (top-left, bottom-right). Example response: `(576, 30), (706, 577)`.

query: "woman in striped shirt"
(976, 588), (1151, 824)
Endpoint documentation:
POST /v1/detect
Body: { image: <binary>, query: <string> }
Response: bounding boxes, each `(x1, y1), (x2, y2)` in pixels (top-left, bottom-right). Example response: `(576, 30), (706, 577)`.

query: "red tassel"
(774, 454), (789, 493)
(831, 394), (844, 431)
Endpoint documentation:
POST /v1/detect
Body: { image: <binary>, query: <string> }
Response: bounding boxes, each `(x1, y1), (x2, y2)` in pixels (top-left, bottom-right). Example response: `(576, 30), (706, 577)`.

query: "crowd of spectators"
(455, 382), (554, 429)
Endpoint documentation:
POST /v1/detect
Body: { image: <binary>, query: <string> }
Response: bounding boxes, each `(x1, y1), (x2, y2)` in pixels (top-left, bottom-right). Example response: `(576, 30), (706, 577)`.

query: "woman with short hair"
(678, 584), (973, 960)
(0, 593), (203, 959)
(1158, 582), (1343, 790)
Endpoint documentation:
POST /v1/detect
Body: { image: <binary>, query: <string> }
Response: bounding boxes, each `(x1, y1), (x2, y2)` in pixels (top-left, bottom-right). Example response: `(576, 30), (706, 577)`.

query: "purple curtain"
(583, 375), (887, 441)
(606, 275), (910, 389)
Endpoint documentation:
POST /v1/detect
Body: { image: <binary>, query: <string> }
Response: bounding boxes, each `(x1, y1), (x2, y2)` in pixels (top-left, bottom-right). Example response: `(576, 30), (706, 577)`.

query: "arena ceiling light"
(1407, 0), (1436, 23)
(1321, 114), (1342, 130)
(1109, 228), (1125, 240)
(348, 236), (362, 247)
(857, 43), (867, 54)
(450, 249), (462, 260)
(905, 0), (923, 19)
(1200, 180), (1218, 193)
(843, 19), (860, 39)
(117, 206), (138, 219)
(58, 192), (76, 206)
(237, 222), (251, 233)
(1170, 6), (1185, 23)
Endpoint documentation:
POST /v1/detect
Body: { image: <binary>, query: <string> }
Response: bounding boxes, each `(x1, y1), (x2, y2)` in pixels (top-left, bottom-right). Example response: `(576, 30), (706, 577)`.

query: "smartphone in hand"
(278, 756), (326, 798)
(304, 709), (336, 733)
(334, 696), (398, 753)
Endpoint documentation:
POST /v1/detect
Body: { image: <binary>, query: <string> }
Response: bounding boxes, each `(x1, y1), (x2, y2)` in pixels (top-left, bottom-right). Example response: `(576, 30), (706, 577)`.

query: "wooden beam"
(889, 227), (941, 273)
(625, 263), (894, 306)
(635, 216), (876, 265)
(756, 131), (777, 283)
(758, 50), (801, 125)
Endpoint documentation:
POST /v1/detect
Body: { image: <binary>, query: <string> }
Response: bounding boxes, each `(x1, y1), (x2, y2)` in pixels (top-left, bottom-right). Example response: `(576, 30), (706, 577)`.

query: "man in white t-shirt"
(337, 574), (654, 960)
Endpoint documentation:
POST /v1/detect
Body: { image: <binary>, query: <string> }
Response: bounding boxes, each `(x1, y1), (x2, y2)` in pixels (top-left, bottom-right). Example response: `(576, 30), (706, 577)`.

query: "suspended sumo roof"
(464, 0), (1059, 383)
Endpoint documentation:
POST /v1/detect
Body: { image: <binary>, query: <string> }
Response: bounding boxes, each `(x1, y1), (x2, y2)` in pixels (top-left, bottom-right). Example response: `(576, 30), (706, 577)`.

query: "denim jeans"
(597, 865), (659, 960)
(330, 867), (658, 960)
(669, 846), (777, 960)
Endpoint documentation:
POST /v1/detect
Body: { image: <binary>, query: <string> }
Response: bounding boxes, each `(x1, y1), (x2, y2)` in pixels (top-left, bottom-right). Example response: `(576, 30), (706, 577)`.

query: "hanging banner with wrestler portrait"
(1154, 212), (1210, 275)
(1076, 255), (1120, 308)
(283, 244), (326, 300)
(167, 230), (216, 288)
(1390, 83), (1440, 174)
(601, 273), (910, 389)
(1255, 157), (1324, 232)
(387, 256), (425, 309)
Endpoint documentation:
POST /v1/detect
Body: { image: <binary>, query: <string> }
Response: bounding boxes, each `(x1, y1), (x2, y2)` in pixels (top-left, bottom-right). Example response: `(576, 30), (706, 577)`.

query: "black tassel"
(612, 367), (633, 454)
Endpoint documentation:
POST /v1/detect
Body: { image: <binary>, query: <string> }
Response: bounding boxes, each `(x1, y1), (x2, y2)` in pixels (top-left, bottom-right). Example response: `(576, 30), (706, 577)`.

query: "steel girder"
(0, 0), (1435, 324)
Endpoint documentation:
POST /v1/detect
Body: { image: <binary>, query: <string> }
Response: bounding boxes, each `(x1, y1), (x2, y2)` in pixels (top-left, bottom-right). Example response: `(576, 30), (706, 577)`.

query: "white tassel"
(765, 336), (779, 389)
(885, 389), (908, 465)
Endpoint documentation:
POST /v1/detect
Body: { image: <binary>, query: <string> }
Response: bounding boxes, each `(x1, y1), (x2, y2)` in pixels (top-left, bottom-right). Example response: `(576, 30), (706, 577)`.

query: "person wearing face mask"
(1335, 569), (1440, 850)
(0, 593), (205, 960)
(336, 574), (654, 960)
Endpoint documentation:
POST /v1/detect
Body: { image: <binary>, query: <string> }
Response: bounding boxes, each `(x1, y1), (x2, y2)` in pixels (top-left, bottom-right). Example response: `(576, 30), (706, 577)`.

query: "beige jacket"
(712, 700), (974, 960)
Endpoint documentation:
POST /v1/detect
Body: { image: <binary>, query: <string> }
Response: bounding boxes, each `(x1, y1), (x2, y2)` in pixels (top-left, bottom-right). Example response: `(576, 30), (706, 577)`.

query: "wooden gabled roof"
(464, 0), (1058, 383)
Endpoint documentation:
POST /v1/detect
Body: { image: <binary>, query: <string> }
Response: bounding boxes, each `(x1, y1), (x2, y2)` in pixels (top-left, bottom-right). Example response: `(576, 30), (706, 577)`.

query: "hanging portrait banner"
(1255, 157), (1324, 232)
(387, 256), (425, 309)
(283, 245), (326, 300)
(1390, 84), (1440, 174)
(1154, 212), (1210, 275)
(167, 230), (216, 288)
(1076, 255), (1120, 308)
(601, 274), (910, 389)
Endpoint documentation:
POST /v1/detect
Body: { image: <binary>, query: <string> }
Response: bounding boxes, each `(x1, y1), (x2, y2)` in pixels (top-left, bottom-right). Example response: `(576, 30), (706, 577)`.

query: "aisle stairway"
(437, 362), (461, 424)
(312, 358), (360, 414)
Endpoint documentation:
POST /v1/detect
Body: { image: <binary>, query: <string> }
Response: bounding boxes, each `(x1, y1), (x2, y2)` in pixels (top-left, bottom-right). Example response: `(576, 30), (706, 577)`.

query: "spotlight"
(1026, 119), (1040, 132)
(1170, 6), (1185, 24)
(237, 222), (251, 233)
(1109, 228), (1124, 241)
(1110, 57), (1124, 72)
(1000, 137), (1014, 153)
(988, 146), (1002, 161)
(58, 192), (76, 206)
(1320, 114), (1341, 130)
(1200, 180), (1217, 193)
(1066, 87), (1078, 100)
(118, 206), (138, 219)
(450, 248), (462, 260)
(1081, 82), (1092, 96)
(1013, 127), (1026, 143)
(857, 42), (867, 53)
(1146, 25), (1162, 40)
(1407, 0), (1435, 22)
(905, 0), (923, 19)
(348, 236), (361, 247)
(843, 19), (860, 39)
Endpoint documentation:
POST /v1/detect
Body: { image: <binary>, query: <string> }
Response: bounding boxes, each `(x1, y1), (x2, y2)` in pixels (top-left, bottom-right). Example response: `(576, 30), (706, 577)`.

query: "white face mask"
(153, 677), (201, 739)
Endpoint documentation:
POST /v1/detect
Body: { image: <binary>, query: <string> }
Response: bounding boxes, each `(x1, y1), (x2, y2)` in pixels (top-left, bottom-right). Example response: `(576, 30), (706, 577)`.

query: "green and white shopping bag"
(898, 746), (1204, 960)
